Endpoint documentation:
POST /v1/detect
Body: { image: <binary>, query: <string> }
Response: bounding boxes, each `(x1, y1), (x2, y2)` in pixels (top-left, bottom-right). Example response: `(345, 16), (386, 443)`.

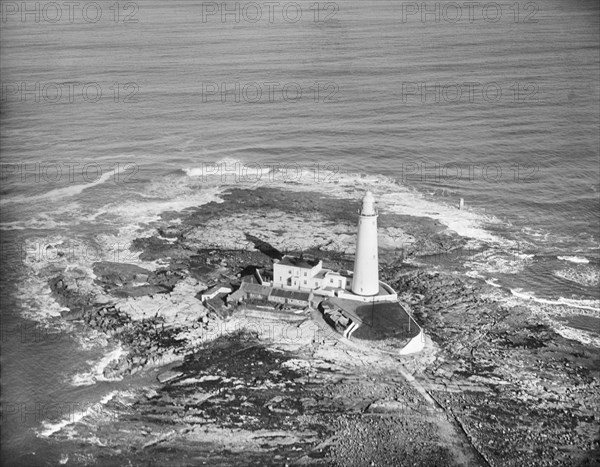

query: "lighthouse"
(352, 191), (379, 296)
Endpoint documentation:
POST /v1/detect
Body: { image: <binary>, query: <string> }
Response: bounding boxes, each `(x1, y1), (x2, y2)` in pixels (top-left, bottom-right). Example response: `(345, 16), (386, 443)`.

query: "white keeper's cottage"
(272, 256), (352, 292)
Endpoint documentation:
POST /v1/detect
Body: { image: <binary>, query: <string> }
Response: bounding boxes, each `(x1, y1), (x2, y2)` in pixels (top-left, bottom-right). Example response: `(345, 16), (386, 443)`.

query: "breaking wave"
(37, 391), (118, 438)
(557, 256), (589, 264)
(71, 346), (125, 386)
(554, 265), (600, 288)
(509, 288), (600, 314)
(0, 170), (114, 206)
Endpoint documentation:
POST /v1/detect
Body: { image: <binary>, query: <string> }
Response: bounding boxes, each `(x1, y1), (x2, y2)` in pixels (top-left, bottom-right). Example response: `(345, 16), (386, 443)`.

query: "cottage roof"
(240, 282), (272, 296)
(269, 288), (310, 301)
(277, 255), (320, 269)
(324, 269), (352, 279)
(202, 284), (222, 295)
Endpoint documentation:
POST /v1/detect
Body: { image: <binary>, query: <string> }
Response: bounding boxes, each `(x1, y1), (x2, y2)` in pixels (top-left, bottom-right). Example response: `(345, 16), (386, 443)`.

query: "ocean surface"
(1, 0), (598, 463)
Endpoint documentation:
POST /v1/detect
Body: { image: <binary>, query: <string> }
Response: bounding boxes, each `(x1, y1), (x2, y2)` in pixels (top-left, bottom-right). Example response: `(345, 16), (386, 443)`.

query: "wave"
(1, 202), (115, 231)
(37, 391), (118, 438)
(0, 170), (114, 206)
(108, 186), (224, 225)
(71, 346), (125, 386)
(552, 323), (600, 348)
(15, 275), (70, 323)
(0, 218), (65, 231)
(554, 265), (600, 288)
(557, 255), (589, 264)
(510, 288), (600, 314)
(485, 278), (502, 288)
(465, 270), (486, 280)
(464, 249), (534, 275)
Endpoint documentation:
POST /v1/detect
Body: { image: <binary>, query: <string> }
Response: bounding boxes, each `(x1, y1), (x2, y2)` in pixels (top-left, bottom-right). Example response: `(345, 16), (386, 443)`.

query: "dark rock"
(158, 225), (183, 239)
(131, 237), (192, 262)
(93, 261), (153, 285)
(111, 284), (171, 298)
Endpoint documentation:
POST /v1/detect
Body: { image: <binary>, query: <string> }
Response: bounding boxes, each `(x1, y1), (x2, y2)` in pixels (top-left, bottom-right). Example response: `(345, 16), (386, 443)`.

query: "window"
(330, 278), (333, 283)
(304, 280), (307, 285)
(304, 272), (307, 276)
(279, 276), (282, 281)
(288, 270), (291, 274)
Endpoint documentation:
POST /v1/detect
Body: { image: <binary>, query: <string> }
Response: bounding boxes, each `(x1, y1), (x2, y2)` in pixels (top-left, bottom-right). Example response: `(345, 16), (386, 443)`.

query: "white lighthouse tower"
(352, 191), (379, 296)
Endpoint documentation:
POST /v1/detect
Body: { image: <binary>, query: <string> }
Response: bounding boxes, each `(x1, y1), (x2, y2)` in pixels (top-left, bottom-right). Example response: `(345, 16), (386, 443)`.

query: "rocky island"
(29, 187), (599, 466)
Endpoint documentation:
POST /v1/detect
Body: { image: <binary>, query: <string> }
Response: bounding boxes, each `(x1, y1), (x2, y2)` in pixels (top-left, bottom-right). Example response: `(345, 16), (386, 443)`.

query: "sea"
(1, 0), (598, 464)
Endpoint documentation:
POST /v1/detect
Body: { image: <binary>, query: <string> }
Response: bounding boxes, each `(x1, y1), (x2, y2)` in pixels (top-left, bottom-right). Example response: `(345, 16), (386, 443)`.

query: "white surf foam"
(107, 184), (224, 225)
(0, 217), (63, 231)
(554, 265), (600, 288)
(464, 249), (533, 275)
(184, 159), (271, 179)
(15, 275), (70, 323)
(557, 256), (589, 264)
(553, 325), (600, 348)
(71, 345), (125, 386)
(485, 278), (502, 288)
(465, 270), (486, 280)
(1, 200), (109, 231)
(37, 390), (118, 438)
(0, 170), (114, 206)
(509, 289), (600, 313)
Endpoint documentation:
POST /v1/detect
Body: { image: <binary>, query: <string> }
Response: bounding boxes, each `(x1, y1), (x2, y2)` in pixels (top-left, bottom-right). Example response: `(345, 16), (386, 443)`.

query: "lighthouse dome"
(361, 191), (376, 216)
